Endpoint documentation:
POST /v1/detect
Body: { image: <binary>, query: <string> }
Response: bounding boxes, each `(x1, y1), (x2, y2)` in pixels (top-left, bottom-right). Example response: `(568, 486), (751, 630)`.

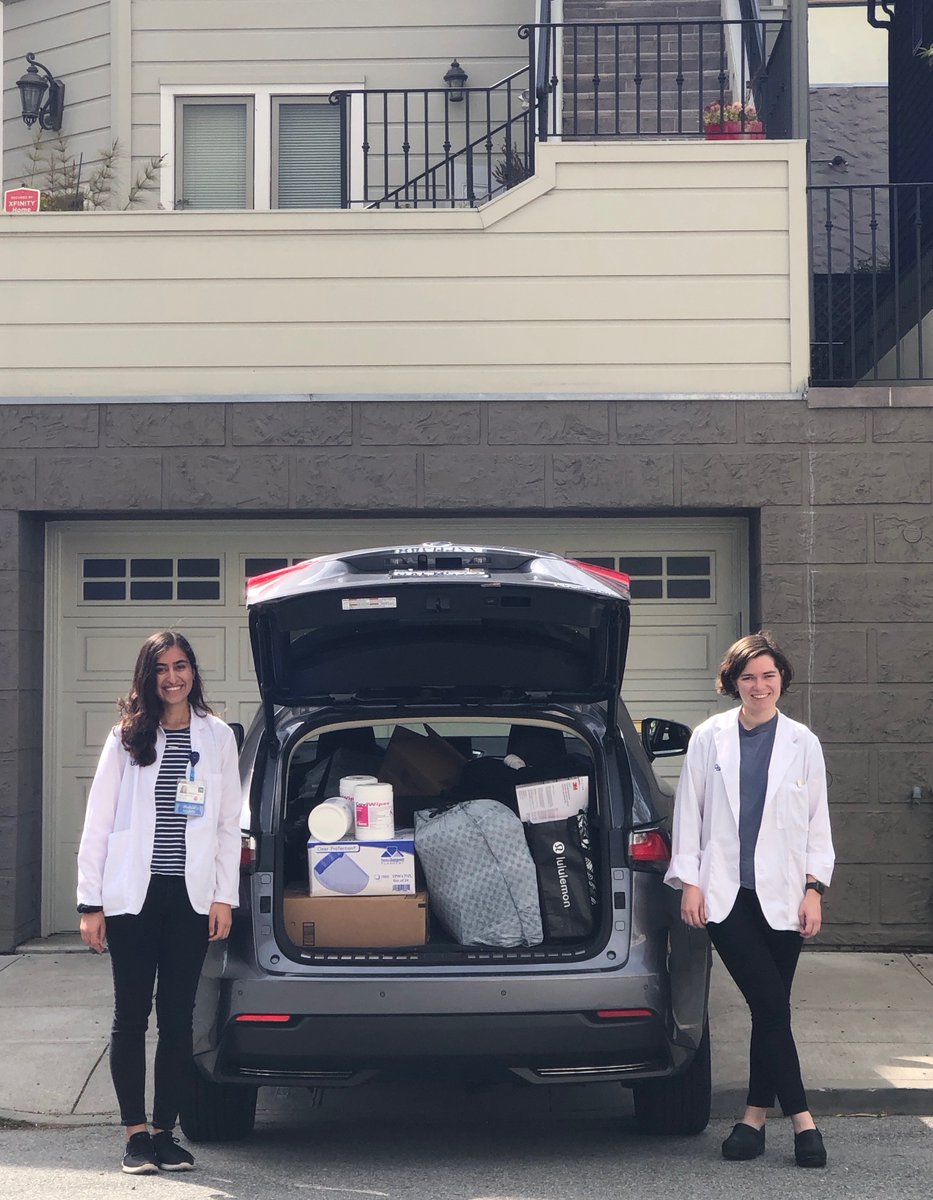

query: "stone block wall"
(0, 394), (930, 948)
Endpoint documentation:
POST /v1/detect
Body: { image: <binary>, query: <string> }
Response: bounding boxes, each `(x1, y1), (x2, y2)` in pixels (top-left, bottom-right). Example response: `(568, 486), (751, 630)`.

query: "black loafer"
(794, 1127), (827, 1168)
(722, 1122), (766, 1160)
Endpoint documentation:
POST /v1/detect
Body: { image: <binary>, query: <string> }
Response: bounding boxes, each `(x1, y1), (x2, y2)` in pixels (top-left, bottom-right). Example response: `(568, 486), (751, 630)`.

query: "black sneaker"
(721, 1121), (766, 1160)
(122, 1131), (159, 1174)
(794, 1127), (827, 1168)
(152, 1130), (195, 1171)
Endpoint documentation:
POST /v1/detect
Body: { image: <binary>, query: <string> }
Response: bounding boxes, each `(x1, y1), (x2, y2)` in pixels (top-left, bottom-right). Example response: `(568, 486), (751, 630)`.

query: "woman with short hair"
(665, 632), (834, 1168)
(77, 631), (241, 1174)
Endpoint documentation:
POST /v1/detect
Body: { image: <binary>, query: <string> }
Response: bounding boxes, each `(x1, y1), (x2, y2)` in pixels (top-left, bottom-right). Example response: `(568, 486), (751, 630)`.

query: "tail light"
(240, 833), (257, 872)
(628, 828), (671, 869)
(234, 1013), (292, 1024)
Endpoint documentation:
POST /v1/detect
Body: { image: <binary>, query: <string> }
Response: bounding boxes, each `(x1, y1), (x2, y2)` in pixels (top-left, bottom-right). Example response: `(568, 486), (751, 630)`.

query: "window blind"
(180, 103), (250, 209)
(275, 101), (343, 208)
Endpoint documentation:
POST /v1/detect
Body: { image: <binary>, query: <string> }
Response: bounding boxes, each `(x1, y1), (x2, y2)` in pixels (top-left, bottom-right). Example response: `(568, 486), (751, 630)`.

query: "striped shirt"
(151, 727), (192, 876)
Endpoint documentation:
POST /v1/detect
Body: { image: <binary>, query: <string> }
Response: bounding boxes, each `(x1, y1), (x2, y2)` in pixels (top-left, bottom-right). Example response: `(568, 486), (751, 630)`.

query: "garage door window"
(81, 557), (222, 603)
(574, 553), (713, 601)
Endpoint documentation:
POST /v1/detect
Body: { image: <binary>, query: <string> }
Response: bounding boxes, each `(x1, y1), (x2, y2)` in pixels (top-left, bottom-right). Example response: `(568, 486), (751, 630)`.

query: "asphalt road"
(2, 1106), (932, 1200)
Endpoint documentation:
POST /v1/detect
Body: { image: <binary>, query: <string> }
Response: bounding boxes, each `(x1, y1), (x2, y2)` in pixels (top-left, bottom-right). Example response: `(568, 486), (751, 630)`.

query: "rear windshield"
(263, 585), (615, 702)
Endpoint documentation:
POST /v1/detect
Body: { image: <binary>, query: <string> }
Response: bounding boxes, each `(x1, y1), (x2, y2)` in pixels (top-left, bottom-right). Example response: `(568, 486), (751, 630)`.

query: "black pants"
(707, 887), (807, 1116)
(106, 874), (209, 1130)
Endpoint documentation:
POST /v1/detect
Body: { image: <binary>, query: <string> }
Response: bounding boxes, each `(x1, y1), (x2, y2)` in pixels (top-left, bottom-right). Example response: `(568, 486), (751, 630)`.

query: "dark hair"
(119, 631), (212, 766)
(716, 631), (793, 700)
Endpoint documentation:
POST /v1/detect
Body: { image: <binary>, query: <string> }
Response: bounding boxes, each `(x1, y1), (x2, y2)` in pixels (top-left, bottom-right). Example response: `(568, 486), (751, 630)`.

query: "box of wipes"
(308, 833), (416, 897)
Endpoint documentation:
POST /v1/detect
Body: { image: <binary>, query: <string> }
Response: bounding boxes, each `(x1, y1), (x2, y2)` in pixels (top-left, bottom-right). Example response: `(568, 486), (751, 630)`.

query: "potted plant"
(703, 101), (764, 140)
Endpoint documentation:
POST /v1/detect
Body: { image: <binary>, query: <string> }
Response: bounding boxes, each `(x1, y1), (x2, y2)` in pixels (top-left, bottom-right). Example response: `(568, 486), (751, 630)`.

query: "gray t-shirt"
(738, 713), (778, 890)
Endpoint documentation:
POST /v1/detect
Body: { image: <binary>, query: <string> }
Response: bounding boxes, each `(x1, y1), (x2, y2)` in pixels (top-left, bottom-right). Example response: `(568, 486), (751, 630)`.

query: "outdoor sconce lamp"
(444, 59), (468, 102)
(17, 53), (66, 131)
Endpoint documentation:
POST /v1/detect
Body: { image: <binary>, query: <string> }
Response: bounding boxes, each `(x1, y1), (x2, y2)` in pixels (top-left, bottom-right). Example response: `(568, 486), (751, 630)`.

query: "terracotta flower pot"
(705, 120), (765, 140)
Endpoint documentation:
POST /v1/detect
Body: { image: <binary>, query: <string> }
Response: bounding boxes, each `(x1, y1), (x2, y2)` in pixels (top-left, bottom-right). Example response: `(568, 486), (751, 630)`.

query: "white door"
(46, 516), (746, 932)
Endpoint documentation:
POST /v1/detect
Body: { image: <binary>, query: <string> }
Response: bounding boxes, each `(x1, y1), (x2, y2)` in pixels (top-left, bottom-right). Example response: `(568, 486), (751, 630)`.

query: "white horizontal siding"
(0, 140), (810, 396)
(2, 0), (111, 192)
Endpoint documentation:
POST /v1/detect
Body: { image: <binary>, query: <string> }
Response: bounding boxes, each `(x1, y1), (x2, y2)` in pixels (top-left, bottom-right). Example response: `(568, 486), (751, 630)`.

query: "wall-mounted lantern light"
(17, 53), (66, 131)
(444, 59), (468, 102)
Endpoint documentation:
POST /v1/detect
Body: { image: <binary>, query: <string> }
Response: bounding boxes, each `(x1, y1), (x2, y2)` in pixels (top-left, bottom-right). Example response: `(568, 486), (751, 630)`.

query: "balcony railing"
(528, 16), (791, 142)
(332, 16), (792, 209)
(809, 183), (933, 384)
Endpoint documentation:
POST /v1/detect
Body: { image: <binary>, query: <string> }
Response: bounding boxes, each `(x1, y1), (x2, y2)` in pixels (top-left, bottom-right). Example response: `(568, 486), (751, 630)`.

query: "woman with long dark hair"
(665, 633), (835, 1168)
(77, 631), (241, 1174)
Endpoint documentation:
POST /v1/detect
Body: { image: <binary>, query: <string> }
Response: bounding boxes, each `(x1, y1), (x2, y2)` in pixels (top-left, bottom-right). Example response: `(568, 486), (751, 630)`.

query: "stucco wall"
(0, 141), (811, 397)
(0, 393), (932, 950)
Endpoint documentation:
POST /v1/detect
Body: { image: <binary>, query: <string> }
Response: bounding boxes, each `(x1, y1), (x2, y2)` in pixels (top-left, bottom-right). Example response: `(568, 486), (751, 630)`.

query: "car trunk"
(244, 545), (633, 968)
(267, 711), (625, 966)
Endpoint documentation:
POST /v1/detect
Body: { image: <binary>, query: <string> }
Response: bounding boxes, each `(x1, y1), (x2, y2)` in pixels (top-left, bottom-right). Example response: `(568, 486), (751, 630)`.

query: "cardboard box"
(378, 724), (466, 795)
(515, 775), (589, 824)
(308, 833), (416, 896)
(283, 886), (428, 948)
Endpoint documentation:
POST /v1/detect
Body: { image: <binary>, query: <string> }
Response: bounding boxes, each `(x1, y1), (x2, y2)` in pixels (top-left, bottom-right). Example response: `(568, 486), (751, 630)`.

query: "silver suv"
(182, 543), (710, 1141)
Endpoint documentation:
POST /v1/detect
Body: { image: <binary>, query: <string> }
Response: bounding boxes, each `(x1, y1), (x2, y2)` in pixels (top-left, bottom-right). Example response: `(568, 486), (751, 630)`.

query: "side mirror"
(227, 721), (245, 752)
(641, 717), (691, 761)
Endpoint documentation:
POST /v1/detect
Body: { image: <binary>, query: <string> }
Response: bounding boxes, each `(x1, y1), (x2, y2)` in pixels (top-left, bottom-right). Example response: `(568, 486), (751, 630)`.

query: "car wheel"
(632, 1021), (711, 1136)
(179, 1072), (258, 1142)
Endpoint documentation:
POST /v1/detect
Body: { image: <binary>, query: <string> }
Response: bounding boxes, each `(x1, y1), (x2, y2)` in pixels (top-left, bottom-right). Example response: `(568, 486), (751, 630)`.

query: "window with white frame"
(167, 88), (347, 211)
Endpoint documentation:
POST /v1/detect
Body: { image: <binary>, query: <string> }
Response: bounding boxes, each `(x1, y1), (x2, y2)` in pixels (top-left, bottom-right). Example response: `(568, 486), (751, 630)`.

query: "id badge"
(175, 779), (206, 817)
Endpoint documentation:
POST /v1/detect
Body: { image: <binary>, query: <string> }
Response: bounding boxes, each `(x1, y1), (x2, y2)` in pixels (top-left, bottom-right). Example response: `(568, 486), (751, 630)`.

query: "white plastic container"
(307, 795), (354, 842)
(353, 781), (395, 840)
(339, 774), (378, 802)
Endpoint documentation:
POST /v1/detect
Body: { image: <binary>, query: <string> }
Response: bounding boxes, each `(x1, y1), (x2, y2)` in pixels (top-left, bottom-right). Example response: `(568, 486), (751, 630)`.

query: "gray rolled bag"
(414, 799), (543, 947)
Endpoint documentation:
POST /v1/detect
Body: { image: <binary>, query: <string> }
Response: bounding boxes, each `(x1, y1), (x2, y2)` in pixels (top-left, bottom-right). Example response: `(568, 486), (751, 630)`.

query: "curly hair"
(716, 631), (793, 700)
(119, 631), (212, 766)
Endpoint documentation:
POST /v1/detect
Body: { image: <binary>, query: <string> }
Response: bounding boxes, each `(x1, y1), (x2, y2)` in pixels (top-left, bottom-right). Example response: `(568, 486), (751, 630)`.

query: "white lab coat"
(664, 707), (835, 930)
(76, 711), (242, 917)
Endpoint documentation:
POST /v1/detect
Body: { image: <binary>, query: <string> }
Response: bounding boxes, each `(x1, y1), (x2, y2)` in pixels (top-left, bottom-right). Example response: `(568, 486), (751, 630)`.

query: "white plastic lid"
(307, 796), (353, 841)
(339, 774), (378, 800)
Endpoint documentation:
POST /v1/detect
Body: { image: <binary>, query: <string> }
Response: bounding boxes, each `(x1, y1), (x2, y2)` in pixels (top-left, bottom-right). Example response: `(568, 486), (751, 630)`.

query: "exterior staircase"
(560, 0), (737, 137)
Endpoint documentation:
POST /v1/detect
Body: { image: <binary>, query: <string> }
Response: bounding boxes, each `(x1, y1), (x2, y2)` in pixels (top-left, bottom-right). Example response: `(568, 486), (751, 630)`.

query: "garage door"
(45, 517), (746, 932)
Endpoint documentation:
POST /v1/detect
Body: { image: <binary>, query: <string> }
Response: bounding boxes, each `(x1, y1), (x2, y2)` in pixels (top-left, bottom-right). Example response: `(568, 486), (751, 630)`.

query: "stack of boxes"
(283, 776), (427, 949)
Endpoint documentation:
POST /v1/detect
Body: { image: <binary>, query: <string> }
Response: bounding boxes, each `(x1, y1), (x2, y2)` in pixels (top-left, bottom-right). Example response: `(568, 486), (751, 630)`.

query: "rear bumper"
(201, 1009), (694, 1088)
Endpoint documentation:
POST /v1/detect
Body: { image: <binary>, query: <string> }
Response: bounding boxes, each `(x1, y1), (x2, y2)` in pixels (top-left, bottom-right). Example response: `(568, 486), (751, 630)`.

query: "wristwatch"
(76, 904), (103, 913)
(804, 881), (826, 896)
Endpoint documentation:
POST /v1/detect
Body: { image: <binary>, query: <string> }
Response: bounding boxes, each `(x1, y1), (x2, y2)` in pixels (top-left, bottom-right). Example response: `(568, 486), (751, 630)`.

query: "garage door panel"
(238, 624), (256, 683)
(46, 517), (747, 933)
(625, 626), (716, 675)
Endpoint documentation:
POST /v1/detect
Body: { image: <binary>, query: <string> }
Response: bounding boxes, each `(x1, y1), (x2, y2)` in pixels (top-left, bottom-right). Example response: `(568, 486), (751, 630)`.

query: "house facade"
(1, 0), (931, 951)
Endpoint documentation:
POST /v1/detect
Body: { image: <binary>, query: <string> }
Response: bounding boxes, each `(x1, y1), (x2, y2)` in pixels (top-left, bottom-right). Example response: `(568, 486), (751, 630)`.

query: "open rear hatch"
(247, 543), (631, 749)
(245, 545), (633, 966)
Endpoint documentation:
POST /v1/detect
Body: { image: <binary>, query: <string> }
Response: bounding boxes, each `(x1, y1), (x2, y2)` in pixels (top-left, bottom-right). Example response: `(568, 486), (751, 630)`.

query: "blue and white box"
(308, 832), (416, 897)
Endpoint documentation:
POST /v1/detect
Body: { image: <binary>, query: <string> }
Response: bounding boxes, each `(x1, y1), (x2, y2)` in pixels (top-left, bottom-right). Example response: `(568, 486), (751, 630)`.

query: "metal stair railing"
(810, 182), (933, 384)
(332, 12), (790, 210)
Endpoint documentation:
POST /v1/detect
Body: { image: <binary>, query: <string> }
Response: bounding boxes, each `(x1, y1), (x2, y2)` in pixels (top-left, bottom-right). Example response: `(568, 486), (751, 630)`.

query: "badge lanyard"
(175, 749), (206, 817)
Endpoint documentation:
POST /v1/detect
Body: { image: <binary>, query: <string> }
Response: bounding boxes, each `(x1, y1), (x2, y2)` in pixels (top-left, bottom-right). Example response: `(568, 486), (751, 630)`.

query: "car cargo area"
(274, 716), (609, 964)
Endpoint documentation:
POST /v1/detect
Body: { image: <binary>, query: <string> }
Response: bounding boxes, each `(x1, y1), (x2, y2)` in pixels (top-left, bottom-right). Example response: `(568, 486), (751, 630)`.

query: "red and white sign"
(4, 188), (42, 214)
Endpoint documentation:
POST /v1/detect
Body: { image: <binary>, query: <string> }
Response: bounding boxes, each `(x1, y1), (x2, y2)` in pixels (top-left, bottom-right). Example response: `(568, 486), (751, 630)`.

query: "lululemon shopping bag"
(524, 811), (596, 939)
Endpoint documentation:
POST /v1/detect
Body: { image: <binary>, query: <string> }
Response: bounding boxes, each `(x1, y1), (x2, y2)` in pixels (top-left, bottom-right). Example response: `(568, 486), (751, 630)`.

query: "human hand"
(208, 902), (233, 941)
(799, 891), (823, 938)
(79, 911), (107, 954)
(681, 883), (707, 928)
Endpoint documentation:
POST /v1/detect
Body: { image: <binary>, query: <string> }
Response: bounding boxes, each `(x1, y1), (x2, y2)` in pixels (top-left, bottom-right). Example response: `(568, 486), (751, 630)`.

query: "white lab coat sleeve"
(210, 722), (243, 908)
(804, 733), (835, 886)
(664, 729), (707, 891)
(76, 730), (126, 908)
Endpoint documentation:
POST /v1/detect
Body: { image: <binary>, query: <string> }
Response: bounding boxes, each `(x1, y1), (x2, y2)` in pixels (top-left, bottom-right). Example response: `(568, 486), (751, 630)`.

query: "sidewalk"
(1, 939), (931, 1125)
